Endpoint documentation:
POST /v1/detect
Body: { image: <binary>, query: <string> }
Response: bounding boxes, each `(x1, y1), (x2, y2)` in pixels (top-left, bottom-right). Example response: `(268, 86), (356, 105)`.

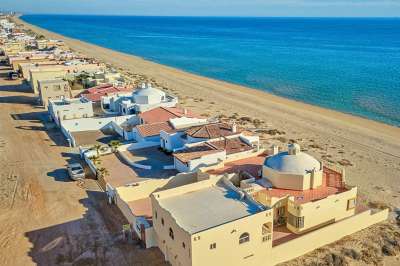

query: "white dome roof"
(264, 145), (321, 175)
(133, 83), (164, 97)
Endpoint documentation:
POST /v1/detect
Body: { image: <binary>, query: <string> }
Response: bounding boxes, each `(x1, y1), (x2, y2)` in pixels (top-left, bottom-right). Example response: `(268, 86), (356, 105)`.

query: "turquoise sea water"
(21, 15), (400, 126)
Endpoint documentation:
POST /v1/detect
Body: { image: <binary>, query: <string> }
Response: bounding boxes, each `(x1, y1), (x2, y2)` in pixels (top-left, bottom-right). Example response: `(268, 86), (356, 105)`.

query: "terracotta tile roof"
(136, 122), (175, 138)
(173, 143), (222, 163)
(185, 123), (237, 139)
(207, 155), (266, 177)
(127, 197), (153, 220)
(80, 84), (132, 102)
(259, 167), (348, 204)
(139, 107), (199, 124)
(209, 137), (253, 155)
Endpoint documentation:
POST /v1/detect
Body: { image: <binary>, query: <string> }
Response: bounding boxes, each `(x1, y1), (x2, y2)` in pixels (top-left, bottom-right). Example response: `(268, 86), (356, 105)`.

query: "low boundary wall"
(271, 209), (389, 265)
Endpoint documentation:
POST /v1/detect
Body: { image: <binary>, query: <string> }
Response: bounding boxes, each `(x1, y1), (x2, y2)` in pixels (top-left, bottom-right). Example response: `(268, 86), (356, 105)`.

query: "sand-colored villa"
(150, 144), (388, 266)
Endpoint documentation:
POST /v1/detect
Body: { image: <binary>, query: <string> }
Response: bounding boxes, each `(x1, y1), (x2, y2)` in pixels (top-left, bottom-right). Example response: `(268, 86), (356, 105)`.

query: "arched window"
(169, 228), (174, 240)
(239, 232), (250, 244)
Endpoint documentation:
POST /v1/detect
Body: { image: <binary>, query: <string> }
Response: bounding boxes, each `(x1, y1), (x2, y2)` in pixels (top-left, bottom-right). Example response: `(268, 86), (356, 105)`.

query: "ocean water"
(21, 15), (400, 126)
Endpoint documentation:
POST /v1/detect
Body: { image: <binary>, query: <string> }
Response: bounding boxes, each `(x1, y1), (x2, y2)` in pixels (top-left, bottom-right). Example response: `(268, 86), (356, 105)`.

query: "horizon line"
(18, 13), (400, 19)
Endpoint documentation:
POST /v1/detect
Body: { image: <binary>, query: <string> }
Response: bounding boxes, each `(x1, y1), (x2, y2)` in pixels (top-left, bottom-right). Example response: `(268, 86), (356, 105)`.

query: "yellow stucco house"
(150, 144), (388, 266)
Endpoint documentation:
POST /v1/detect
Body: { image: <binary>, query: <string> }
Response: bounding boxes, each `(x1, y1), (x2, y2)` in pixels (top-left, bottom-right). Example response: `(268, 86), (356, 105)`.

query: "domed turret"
(133, 83), (166, 105)
(264, 143), (320, 175)
(263, 144), (323, 190)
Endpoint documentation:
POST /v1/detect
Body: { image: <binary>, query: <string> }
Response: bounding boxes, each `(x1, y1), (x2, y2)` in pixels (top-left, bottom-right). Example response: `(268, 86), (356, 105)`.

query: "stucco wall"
(190, 210), (273, 266)
(271, 209), (388, 265)
(30, 69), (67, 93)
(263, 166), (323, 191)
(61, 115), (134, 132)
(152, 196), (193, 266)
(188, 151), (226, 172)
(287, 187), (358, 233)
(160, 131), (185, 152)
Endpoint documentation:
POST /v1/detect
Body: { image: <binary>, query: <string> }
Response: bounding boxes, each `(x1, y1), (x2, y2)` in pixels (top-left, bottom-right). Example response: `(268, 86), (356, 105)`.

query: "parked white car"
(67, 163), (85, 180)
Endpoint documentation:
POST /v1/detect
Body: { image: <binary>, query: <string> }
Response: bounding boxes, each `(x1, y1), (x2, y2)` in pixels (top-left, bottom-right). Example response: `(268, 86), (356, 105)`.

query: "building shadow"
(24, 190), (167, 266)
(0, 81), (32, 93)
(12, 110), (68, 146)
(0, 95), (36, 104)
(47, 168), (72, 183)
(10, 111), (46, 120)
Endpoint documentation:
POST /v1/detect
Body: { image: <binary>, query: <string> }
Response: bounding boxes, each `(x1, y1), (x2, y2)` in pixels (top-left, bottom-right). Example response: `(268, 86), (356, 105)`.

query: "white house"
(111, 107), (207, 142)
(48, 97), (94, 126)
(101, 83), (178, 115)
(173, 135), (259, 173)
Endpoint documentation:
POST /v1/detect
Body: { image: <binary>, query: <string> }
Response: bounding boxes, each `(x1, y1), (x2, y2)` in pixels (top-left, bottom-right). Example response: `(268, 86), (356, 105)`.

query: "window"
(161, 218), (164, 226)
(347, 198), (356, 210)
(239, 233), (250, 244)
(169, 228), (174, 240)
(262, 223), (272, 235)
(210, 243), (216, 249)
(262, 235), (271, 242)
(155, 211), (157, 219)
(182, 242), (186, 249)
(287, 213), (304, 229)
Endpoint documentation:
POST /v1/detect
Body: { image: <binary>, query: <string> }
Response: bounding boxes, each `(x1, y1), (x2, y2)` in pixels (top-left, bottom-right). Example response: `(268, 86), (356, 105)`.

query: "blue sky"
(2, 0), (400, 17)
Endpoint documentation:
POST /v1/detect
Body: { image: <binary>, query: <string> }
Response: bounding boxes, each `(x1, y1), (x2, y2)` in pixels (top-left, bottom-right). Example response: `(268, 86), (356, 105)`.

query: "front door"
(275, 206), (286, 225)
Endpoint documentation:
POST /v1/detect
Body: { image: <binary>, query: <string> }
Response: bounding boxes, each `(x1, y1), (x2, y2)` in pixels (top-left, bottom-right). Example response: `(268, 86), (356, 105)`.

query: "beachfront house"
(151, 176), (272, 266)
(38, 79), (71, 108)
(172, 135), (259, 173)
(101, 83), (178, 115)
(83, 71), (125, 88)
(1, 40), (25, 55)
(30, 63), (105, 93)
(112, 171), (207, 249)
(255, 143), (357, 233)
(111, 106), (206, 142)
(150, 144), (388, 266)
(29, 67), (68, 93)
(48, 97), (94, 126)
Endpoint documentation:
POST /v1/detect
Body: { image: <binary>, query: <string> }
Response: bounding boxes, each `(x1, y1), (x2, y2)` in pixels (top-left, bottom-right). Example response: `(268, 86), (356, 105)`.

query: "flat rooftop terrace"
(100, 153), (177, 188)
(158, 181), (265, 234)
(121, 147), (174, 170)
(259, 167), (348, 204)
(71, 130), (119, 147)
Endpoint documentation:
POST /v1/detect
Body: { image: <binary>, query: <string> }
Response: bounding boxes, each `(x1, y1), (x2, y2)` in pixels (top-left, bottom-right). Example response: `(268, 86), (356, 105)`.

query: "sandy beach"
(10, 16), (400, 265)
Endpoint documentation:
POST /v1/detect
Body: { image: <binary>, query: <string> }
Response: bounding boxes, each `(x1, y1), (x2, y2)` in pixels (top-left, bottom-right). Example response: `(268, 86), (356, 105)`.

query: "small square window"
(210, 243), (216, 249)
(347, 198), (356, 210)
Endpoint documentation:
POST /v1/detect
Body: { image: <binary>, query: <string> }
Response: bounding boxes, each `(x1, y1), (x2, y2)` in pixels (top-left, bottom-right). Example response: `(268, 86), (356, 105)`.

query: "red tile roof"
(209, 137), (253, 155)
(185, 123), (238, 139)
(173, 137), (253, 164)
(207, 155), (266, 177)
(259, 167), (348, 204)
(139, 107), (200, 124)
(136, 122), (175, 138)
(173, 143), (222, 163)
(80, 84), (132, 102)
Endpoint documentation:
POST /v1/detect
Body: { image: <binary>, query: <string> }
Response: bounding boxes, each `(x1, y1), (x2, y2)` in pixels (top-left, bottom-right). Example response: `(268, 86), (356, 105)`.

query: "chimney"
(272, 145), (279, 155)
(288, 143), (300, 155)
(232, 122), (237, 133)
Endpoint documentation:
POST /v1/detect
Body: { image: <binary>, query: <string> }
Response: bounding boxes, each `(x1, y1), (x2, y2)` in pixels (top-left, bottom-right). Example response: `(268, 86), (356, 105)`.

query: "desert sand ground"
(0, 65), (167, 266)
(2, 17), (400, 265)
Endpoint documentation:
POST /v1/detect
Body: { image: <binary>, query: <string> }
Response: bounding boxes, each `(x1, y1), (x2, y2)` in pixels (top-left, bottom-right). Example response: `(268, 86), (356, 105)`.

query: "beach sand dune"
(13, 16), (400, 265)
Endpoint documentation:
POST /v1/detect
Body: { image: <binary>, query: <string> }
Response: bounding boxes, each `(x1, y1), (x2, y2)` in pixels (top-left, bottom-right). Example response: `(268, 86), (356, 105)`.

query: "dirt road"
(0, 65), (166, 265)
